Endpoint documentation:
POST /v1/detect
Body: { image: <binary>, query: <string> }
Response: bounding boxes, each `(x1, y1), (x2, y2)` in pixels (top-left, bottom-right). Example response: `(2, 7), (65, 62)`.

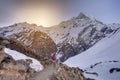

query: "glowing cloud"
(14, 3), (62, 27)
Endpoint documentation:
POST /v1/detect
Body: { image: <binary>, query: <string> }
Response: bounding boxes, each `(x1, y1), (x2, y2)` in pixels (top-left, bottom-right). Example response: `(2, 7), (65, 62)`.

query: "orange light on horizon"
(14, 5), (62, 27)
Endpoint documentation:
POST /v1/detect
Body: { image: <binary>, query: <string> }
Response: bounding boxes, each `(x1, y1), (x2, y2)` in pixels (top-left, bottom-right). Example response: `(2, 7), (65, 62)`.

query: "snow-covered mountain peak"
(40, 13), (107, 47)
(38, 13), (114, 61)
(56, 12), (96, 29)
(76, 12), (95, 21)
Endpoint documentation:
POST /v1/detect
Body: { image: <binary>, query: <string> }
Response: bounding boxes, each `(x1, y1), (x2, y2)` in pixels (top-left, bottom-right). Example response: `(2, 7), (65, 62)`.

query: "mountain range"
(0, 12), (120, 80)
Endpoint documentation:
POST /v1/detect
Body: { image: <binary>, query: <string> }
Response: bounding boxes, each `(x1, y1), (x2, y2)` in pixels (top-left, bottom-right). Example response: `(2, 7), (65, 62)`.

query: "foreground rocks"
(0, 45), (92, 80)
(30, 64), (87, 80)
(0, 46), (34, 80)
(50, 64), (86, 80)
(0, 37), (53, 67)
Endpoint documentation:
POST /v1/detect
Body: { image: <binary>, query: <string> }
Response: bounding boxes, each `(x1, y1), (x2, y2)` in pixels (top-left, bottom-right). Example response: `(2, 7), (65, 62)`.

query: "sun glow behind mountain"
(14, 0), (74, 27)
(15, 5), (62, 27)
(1, 0), (120, 27)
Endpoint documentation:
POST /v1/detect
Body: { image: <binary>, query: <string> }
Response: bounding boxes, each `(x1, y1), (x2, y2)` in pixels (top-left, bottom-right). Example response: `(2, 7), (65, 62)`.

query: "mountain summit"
(39, 12), (119, 61)
(77, 12), (95, 20)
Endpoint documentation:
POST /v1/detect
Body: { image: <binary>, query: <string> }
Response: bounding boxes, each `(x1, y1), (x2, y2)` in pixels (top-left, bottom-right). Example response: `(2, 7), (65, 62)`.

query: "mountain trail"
(30, 64), (58, 80)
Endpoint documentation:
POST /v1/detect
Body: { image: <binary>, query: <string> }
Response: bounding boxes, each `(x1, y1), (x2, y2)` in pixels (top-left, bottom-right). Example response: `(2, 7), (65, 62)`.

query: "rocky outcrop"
(0, 46), (34, 80)
(50, 64), (86, 80)
(0, 37), (53, 67)
(30, 64), (87, 80)
(0, 22), (57, 59)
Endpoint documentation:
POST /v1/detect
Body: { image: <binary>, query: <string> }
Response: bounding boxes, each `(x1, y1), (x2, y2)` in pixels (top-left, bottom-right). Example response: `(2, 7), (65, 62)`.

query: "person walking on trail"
(52, 52), (56, 61)
(51, 52), (57, 67)
(51, 49), (62, 67)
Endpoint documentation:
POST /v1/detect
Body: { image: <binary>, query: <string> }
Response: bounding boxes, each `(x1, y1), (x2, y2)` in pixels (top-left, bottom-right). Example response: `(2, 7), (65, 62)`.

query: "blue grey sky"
(0, 0), (120, 27)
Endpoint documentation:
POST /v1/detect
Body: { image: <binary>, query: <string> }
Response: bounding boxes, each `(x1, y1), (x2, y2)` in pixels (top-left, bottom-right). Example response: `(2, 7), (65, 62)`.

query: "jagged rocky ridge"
(0, 23), (57, 59)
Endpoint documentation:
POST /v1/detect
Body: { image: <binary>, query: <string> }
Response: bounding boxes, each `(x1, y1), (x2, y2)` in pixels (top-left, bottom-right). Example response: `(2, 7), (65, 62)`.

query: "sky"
(0, 0), (120, 27)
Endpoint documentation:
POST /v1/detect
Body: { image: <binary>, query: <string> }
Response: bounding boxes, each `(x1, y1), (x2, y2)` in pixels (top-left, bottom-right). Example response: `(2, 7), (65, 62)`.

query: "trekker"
(51, 52), (56, 61)
(51, 49), (62, 67)
(51, 52), (57, 67)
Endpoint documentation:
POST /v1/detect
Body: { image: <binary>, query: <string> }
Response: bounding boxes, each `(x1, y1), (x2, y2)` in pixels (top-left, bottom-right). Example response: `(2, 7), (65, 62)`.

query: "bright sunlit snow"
(64, 29), (120, 80)
(4, 48), (44, 72)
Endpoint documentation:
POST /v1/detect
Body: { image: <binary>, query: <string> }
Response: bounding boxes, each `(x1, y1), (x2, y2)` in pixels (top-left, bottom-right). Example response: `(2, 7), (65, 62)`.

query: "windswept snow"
(4, 48), (44, 72)
(64, 29), (120, 80)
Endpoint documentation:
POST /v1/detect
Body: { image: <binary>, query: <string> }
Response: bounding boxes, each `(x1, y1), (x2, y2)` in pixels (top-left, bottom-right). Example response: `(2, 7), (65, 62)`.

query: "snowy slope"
(64, 29), (120, 80)
(4, 48), (44, 72)
(39, 13), (106, 45)
(39, 13), (120, 61)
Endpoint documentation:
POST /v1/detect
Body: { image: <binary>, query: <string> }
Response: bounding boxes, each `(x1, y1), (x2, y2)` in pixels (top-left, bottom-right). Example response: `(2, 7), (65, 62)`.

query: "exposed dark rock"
(60, 43), (77, 62)
(90, 62), (102, 69)
(86, 78), (96, 80)
(77, 12), (92, 20)
(85, 72), (98, 76)
(50, 64), (86, 80)
(109, 68), (120, 73)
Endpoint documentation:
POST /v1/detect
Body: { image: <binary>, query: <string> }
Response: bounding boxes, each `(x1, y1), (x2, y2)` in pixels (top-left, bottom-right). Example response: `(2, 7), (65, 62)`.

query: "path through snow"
(30, 64), (58, 80)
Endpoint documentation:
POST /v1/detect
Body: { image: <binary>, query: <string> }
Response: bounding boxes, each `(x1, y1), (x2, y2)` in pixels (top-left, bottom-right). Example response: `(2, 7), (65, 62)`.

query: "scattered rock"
(50, 64), (86, 80)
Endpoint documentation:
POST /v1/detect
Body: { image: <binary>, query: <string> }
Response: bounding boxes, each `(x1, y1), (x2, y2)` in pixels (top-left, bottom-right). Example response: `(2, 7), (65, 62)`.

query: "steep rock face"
(39, 13), (119, 61)
(0, 23), (57, 59)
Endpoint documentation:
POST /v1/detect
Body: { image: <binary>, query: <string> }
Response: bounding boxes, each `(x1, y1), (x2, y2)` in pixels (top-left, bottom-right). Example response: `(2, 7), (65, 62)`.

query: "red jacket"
(52, 53), (56, 61)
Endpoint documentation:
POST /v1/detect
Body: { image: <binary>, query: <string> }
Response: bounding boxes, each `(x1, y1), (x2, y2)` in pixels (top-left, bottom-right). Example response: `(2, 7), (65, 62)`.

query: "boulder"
(0, 45), (34, 80)
(50, 64), (86, 80)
